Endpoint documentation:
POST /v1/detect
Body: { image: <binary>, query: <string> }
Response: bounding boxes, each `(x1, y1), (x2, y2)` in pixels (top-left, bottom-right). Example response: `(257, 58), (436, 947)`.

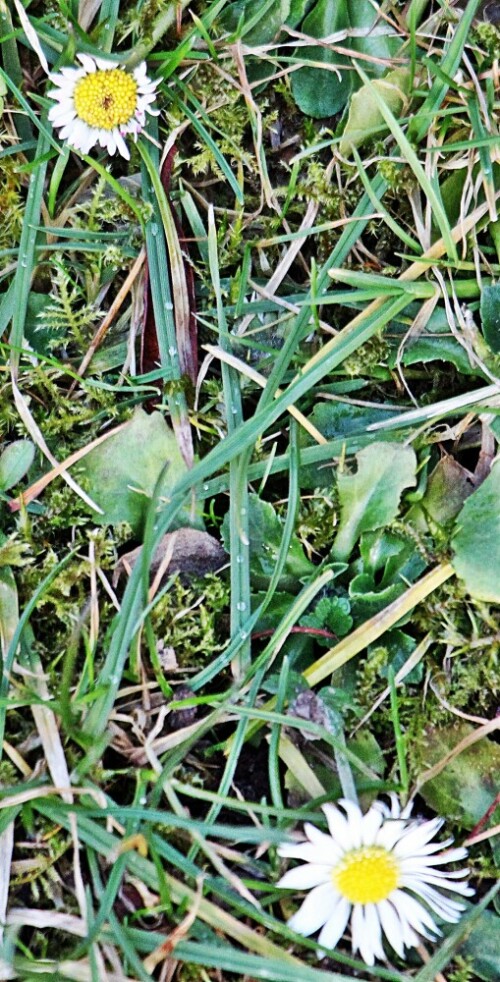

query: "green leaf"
(350, 531), (426, 620)
(377, 629), (423, 684)
(419, 723), (500, 828)
(76, 408), (193, 535)
(481, 283), (500, 353)
(0, 565), (19, 655)
(388, 303), (483, 377)
(452, 461), (500, 601)
(339, 68), (410, 155)
(347, 0), (401, 72)
(332, 443), (417, 560)
(300, 594), (353, 645)
(0, 440), (35, 491)
(287, 0), (315, 27)
(222, 494), (314, 591)
(290, 0), (352, 118)
(422, 457), (475, 525)
(220, 0), (290, 43)
(459, 908), (500, 981)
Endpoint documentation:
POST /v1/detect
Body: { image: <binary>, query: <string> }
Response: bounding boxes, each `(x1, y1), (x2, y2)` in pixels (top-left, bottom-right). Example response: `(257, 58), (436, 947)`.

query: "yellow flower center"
(74, 69), (137, 130)
(333, 846), (400, 904)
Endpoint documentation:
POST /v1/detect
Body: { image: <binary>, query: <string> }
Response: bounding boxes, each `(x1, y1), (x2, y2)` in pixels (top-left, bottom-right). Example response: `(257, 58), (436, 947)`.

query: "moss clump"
(0, 156), (23, 267)
(150, 573), (230, 668)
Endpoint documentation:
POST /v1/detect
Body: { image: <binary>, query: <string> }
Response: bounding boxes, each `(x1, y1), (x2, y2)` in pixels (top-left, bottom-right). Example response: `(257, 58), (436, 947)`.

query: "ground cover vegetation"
(0, 0), (500, 978)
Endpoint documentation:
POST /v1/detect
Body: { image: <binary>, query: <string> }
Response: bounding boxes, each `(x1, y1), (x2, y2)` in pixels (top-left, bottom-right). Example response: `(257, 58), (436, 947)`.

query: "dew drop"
(203, 483), (209, 492)
(168, 346), (177, 358)
(236, 554), (244, 564)
(139, 796), (147, 806)
(236, 601), (246, 612)
(150, 223), (159, 236)
(239, 631), (248, 640)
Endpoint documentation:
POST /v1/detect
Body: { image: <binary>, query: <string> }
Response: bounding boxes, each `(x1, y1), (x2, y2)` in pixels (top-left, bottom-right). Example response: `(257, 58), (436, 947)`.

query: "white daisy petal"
(351, 904), (376, 967)
(95, 56), (118, 70)
(277, 864), (331, 891)
(389, 898), (423, 947)
(405, 881), (467, 919)
(287, 883), (334, 937)
(278, 840), (328, 864)
(394, 819), (444, 855)
(377, 899), (406, 958)
(365, 904), (386, 961)
(277, 795), (472, 966)
(375, 819), (409, 850)
(304, 823), (345, 863)
(49, 107), (77, 127)
(404, 877), (472, 897)
(391, 888), (441, 938)
(60, 66), (85, 80)
(360, 803), (384, 844)
(77, 53), (96, 72)
(48, 52), (158, 159)
(317, 897), (351, 950)
(338, 799), (364, 848)
(321, 802), (355, 851)
(115, 131), (131, 160)
(48, 72), (71, 87)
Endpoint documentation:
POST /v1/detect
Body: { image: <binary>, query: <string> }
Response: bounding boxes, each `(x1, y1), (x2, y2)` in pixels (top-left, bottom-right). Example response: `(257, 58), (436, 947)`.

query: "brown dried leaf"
(113, 528), (227, 587)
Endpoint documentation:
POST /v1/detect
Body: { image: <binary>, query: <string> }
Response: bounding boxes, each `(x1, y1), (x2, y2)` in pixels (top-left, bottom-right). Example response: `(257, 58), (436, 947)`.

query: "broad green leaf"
(300, 401), (403, 488)
(339, 68), (410, 155)
(452, 461), (500, 601)
(222, 494), (314, 591)
(77, 408), (193, 535)
(24, 292), (62, 355)
(422, 457), (475, 524)
(300, 594), (353, 645)
(220, 0), (290, 43)
(418, 723), (500, 829)
(252, 590), (296, 631)
(347, 0), (401, 72)
(287, 0), (315, 27)
(0, 440), (35, 491)
(459, 909), (500, 981)
(373, 629), (423, 684)
(332, 443), (417, 560)
(290, 0), (352, 117)
(481, 283), (500, 353)
(309, 399), (399, 439)
(349, 530), (425, 619)
(388, 303), (483, 377)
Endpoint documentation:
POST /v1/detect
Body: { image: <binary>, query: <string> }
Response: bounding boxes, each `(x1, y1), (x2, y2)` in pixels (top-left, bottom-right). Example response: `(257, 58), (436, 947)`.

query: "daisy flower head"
(47, 53), (159, 160)
(277, 797), (473, 966)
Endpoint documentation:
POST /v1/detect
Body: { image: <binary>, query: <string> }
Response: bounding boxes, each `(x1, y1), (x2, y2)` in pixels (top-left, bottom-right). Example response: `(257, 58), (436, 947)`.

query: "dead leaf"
(113, 528), (227, 587)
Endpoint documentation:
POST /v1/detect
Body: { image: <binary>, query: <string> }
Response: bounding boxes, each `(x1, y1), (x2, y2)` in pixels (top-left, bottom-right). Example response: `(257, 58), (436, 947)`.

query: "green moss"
(447, 956), (476, 982)
(150, 573), (230, 668)
(472, 20), (500, 60)
(0, 155), (23, 267)
(295, 489), (338, 557)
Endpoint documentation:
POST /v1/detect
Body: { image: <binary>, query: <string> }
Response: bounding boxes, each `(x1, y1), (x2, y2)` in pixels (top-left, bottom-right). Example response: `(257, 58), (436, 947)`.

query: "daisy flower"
(277, 797), (473, 966)
(47, 53), (159, 160)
